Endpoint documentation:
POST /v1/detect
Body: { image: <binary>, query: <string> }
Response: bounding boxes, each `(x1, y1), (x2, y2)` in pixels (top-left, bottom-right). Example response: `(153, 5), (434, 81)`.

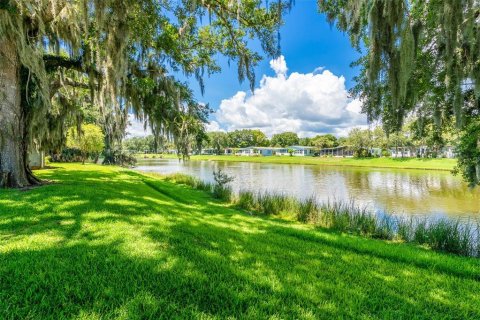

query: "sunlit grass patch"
(0, 163), (479, 319)
(185, 154), (457, 171)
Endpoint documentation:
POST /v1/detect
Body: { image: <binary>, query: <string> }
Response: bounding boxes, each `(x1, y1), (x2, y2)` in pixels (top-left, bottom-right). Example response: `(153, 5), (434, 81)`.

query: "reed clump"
(163, 173), (213, 192)
(237, 190), (297, 215)
(165, 173), (480, 257)
(234, 191), (480, 257)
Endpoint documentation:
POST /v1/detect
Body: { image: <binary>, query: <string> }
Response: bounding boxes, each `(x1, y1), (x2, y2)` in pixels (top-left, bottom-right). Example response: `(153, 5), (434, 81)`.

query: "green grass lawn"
(1, 164), (479, 319)
(136, 154), (457, 171)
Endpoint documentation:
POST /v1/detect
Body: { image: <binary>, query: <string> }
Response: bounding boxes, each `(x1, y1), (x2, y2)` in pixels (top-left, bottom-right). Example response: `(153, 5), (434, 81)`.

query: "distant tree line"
(124, 130), (346, 153)
(125, 120), (455, 157)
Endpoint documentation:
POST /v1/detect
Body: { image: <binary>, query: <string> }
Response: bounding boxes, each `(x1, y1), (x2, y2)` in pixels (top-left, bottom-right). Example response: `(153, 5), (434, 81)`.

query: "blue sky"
(128, 1), (367, 137)
(190, 1), (361, 112)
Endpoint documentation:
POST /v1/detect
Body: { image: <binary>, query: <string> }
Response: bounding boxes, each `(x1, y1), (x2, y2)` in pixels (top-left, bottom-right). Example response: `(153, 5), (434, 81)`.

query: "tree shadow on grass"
(1, 167), (480, 318)
(2, 215), (480, 319)
(0, 167), (220, 242)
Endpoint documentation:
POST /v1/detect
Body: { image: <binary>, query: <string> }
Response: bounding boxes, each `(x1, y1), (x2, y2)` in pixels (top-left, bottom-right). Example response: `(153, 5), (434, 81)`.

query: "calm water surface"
(136, 158), (480, 220)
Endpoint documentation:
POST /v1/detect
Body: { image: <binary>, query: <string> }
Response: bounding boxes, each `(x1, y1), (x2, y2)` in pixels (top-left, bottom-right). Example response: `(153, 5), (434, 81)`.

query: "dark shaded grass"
(1, 165), (480, 319)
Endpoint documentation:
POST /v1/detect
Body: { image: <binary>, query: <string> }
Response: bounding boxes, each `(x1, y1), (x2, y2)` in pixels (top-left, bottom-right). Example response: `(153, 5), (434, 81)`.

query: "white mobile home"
(200, 148), (216, 155)
(442, 146), (455, 158)
(390, 147), (413, 158)
(236, 147), (257, 156)
(273, 148), (289, 156)
(287, 146), (315, 156)
(235, 146), (298, 156)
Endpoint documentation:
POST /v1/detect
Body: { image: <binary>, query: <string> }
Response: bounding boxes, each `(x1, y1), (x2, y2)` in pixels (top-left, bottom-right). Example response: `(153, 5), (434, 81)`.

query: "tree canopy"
(0, 0), (292, 187)
(312, 134), (338, 149)
(206, 131), (229, 154)
(318, 0), (480, 185)
(270, 131), (299, 147)
(227, 129), (269, 148)
(66, 124), (104, 164)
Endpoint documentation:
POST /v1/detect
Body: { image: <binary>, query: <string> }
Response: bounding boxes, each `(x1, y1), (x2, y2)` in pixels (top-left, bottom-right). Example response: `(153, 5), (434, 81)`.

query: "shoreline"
(136, 154), (457, 171)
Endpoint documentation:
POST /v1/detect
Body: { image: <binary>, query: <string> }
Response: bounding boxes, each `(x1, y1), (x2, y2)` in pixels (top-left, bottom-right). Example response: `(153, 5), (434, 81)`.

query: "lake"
(135, 158), (480, 220)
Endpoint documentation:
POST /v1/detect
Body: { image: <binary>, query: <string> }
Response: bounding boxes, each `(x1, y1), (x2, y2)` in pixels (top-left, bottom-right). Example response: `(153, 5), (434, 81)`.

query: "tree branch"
(43, 55), (84, 73)
(43, 54), (101, 80)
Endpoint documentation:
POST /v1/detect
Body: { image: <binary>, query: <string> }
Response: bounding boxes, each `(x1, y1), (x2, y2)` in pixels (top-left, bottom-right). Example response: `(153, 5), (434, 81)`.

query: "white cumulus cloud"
(270, 55), (288, 77)
(215, 55), (367, 137)
(205, 120), (225, 132)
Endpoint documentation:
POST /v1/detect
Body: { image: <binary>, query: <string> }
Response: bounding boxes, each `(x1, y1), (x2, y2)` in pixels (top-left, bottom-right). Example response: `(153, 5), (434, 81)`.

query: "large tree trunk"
(0, 37), (34, 188)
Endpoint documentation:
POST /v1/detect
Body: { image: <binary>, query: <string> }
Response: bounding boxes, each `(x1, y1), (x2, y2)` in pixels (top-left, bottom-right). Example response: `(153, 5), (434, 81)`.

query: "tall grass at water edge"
(161, 173), (480, 257)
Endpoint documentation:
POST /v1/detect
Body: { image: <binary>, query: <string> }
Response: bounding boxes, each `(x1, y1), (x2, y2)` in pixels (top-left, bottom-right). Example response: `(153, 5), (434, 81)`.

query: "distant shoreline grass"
(2, 164), (479, 318)
(135, 153), (457, 171)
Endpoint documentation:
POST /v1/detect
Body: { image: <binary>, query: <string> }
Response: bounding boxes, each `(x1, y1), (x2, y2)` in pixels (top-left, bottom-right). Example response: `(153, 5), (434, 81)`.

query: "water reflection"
(136, 159), (480, 219)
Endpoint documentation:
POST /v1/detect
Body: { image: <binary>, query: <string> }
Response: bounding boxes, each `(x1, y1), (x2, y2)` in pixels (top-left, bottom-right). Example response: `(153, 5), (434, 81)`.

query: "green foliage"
(297, 196), (319, 223)
(0, 0), (293, 184)
(237, 190), (256, 211)
(347, 128), (372, 157)
(298, 137), (313, 146)
(318, 0), (480, 184)
(123, 136), (157, 153)
(50, 148), (84, 163)
(66, 124), (104, 163)
(337, 137), (348, 146)
(227, 129), (269, 148)
(254, 192), (297, 215)
(237, 191), (296, 215)
(453, 121), (480, 187)
(372, 127), (388, 150)
(102, 150), (137, 167)
(206, 131), (229, 154)
(212, 168), (234, 201)
(270, 131), (299, 147)
(311, 134), (338, 149)
(162, 173), (213, 193)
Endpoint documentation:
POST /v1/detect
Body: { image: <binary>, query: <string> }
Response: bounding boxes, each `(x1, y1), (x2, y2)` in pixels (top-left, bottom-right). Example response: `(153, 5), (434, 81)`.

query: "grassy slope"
(137, 154), (456, 171)
(0, 164), (479, 319)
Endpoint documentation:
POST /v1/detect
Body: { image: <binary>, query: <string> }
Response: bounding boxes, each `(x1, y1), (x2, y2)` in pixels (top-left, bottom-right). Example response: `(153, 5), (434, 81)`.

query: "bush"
(50, 148), (84, 163)
(396, 217), (414, 241)
(66, 124), (104, 164)
(196, 180), (213, 193)
(256, 192), (296, 215)
(426, 220), (474, 256)
(381, 150), (391, 157)
(103, 150), (137, 167)
(164, 173), (199, 187)
(212, 169), (234, 201)
(413, 220), (429, 244)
